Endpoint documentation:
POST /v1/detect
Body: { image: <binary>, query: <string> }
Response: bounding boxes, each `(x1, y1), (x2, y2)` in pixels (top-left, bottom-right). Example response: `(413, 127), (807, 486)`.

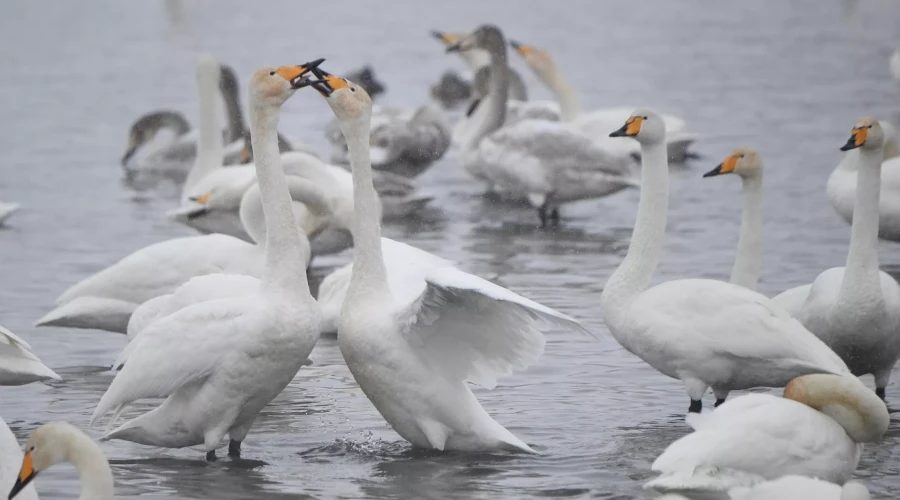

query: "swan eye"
(642, 116), (648, 120)
(29, 446), (35, 451)
(269, 71), (275, 76)
(868, 125), (873, 129)
(351, 87), (356, 92)
(739, 154), (745, 158)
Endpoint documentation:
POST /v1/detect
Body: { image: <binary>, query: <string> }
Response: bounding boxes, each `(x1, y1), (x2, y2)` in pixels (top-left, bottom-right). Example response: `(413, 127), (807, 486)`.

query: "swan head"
(445, 25), (505, 55)
(509, 41), (557, 78)
(306, 70), (372, 121)
(10, 422), (81, 499)
(609, 108), (666, 145)
(784, 374), (889, 443)
(840, 117), (885, 152)
(248, 59), (324, 109)
(703, 147), (761, 179)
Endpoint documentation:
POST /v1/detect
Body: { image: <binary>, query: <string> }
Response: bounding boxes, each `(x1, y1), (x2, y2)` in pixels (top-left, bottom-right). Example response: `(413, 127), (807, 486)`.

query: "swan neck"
(731, 174), (763, 290)
(342, 113), (389, 294)
(183, 75), (224, 201)
(542, 68), (581, 122)
(460, 48), (490, 72)
(239, 188), (267, 246)
(469, 43), (509, 148)
(840, 146), (883, 304)
(249, 101), (310, 297)
(67, 432), (113, 500)
(222, 83), (246, 144)
(601, 140), (668, 321)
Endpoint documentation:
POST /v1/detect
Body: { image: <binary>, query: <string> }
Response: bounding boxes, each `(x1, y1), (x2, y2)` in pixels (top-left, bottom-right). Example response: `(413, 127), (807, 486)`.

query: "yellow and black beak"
(509, 40), (531, 57)
(9, 452), (36, 500)
(703, 154), (738, 177)
(304, 68), (349, 97)
(274, 58), (326, 89)
(840, 126), (867, 151)
(240, 143), (251, 164)
(610, 116), (643, 138)
(431, 31), (457, 46)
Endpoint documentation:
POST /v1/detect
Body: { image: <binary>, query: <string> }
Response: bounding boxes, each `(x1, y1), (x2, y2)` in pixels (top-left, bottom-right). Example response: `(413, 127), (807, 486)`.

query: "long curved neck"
(601, 140), (669, 321)
(730, 174), (763, 290)
(839, 146), (883, 304)
(248, 101), (310, 297)
(539, 66), (581, 122)
(460, 48), (490, 72)
(467, 43), (509, 149)
(183, 77), (224, 201)
(341, 113), (389, 295)
(222, 84), (246, 144)
(67, 433), (113, 500)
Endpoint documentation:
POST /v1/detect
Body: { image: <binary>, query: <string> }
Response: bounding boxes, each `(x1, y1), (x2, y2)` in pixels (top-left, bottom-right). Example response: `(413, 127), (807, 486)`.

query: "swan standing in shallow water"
(774, 118), (900, 399)
(0, 326), (59, 386)
(702, 148), (764, 290)
(601, 110), (848, 413)
(449, 25), (639, 226)
(306, 68), (588, 452)
(645, 374), (888, 494)
(826, 121), (900, 242)
(509, 40), (697, 162)
(8, 422), (113, 500)
(90, 63), (322, 460)
(728, 476), (870, 500)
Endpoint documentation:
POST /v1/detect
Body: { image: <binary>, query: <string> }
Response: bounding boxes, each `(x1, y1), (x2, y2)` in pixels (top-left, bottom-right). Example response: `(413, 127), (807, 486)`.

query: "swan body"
(310, 70), (590, 453)
(0, 202), (20, 225)
(728, 476), (870, 500)
(91, 64), (322, 460)
(601, 109), (848, 413)
(0, 326), (60, 386)
(826, 121), (900, 242)
(1, 418), (37, 500)
(646, 374), (888, 494)
(775, 119), (900, 398)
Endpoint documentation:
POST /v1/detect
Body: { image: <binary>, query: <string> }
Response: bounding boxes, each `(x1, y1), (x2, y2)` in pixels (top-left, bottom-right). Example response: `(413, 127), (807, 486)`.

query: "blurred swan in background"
(0, 325), (59, 386)
(432, 30), (528, 102)
(509, 40), (697, 162)
(774, 119), (900, 400)
(449, 25), (638, 225)
(728, 476), (870, 500)
(826, 121), (900, 242)
(0, 202), (19, 225)
(646, 374), (888, 494)
(890, 47), (900, 85)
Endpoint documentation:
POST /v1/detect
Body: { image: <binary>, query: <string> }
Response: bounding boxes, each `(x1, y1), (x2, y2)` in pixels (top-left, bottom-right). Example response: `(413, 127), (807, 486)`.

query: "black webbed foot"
(688, 399), (702, 413)
(228, 440), (242, 458)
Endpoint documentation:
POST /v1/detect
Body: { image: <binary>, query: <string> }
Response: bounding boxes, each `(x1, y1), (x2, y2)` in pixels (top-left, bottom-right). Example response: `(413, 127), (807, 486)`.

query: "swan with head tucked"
(8, 422), (113, 500)
(509, 40), (698, 162)
(0, 326), (59, 386)
(728, 475), (870, 500)
(90, 62), (323, 461)
(826, 121), (900, 242)
(645, 374), (888, 494)
(35, 176), (319, 334)
(448, 25), (639, 225)
(306, 68), (589, 452)
(773, 118), (900, 400)
(601, 110), (848, 413)
(702, 148), (764, 290)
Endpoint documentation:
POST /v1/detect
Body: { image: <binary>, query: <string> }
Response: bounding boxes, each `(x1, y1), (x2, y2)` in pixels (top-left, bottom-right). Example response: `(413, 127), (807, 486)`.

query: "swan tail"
(644, 466), (764, 493)
(35, 296), (135, 334)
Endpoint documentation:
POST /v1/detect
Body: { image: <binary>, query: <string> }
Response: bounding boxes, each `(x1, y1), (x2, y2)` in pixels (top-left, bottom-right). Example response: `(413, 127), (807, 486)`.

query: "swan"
(645, 374), (888, 494)
(702, 148), (763, 290)
(1, 418), (37, 500)
(448, 25), (639, 225)
(0, 202), (20, 225)
(35, 176), (321, 334)
(509, 40), (698, 162)
(304, 67), (590, 453)
(90, 62), (323, 461)
(8, 422), (113, 500)
(773, 118), (900, 400)
(432, 30), (528, 101)
(826, 121), (900, 242)
(0, 326), (59, 386)
(430, 70), (472, 110)
(728, 476), (870, 500)
(343, 65), (386, 100)
(600, 110), (849, 413)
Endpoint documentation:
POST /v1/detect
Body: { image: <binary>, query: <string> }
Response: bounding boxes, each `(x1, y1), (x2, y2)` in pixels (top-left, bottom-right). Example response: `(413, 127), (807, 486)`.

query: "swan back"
(784, 374), (888, 443)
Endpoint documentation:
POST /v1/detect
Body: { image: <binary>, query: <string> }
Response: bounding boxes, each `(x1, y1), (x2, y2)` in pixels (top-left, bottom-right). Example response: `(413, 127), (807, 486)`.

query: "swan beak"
(703, 155), (738, 177)
(510, 40), (532, 57)
(275, 58), (326, 89)
(9, 452), (36, 500)
(610, 116), (642, 137)
(305, 70), (349, 97)
(189, 192), (210, 205)
(240, 144), (251, 164)
(121, 146), (137, 166)
(840, 126), (867, 151)
(432, 31), (458, 46)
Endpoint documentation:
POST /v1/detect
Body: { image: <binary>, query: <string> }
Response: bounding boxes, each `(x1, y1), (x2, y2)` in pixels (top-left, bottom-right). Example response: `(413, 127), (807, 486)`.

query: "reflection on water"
(2, 0), (900, 498)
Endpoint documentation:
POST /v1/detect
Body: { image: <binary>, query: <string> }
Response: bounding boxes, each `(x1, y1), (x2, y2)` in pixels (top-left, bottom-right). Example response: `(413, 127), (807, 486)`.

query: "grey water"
(2, 0), (900, 498)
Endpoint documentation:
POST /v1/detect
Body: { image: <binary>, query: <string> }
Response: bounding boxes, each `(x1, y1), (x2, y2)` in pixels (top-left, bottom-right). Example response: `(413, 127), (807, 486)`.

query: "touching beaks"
(9, 452), (36, 500)
(840, 127), (866, 151)
(299, 68), (349, 97)
(274, 58), (326, 89)
(610, 116), (643, 138)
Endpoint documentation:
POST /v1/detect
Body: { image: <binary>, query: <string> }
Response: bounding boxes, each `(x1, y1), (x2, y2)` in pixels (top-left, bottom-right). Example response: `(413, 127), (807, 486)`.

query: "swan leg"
(538, 205), (549, 228)
(688, 399), (702, 413)
(550, 207), (560, 222)
(712, 387), (729, 407)
(875, 369), (892, 401)
(206, 450), (217, 462)
(228, 440), (241, 458)
(684, 378), (708, 414)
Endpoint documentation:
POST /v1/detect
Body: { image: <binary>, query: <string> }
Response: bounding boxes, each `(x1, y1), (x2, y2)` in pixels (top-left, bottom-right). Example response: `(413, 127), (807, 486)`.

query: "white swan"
(90, 63), (322, 461)
(729, 476), (870, 500)
(645, 374), (888, 494)
(826, 121), (900, 242)
(432, 30), (528, 101)
(1, 418), (37, 500)
(306, 68), (589, 453)
(0, 326), (59, 386)
(702, 148), (763, 290)
(8, 422), (113, 500)
(0, 202), (20, 225)
(509, 40), (697, 162)
(448, 25), (639, 225)
(601, 110), (849, 413)
(774, 118), (900, 399)
(36, 175), (320, 334)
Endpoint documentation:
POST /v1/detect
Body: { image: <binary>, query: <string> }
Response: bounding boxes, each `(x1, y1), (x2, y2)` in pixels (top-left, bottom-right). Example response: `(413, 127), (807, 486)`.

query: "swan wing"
(771, 284), (812, 320)
(395, 256), (590, 390)
(0, 326), (60, 385)
(0, 418), (38, 500)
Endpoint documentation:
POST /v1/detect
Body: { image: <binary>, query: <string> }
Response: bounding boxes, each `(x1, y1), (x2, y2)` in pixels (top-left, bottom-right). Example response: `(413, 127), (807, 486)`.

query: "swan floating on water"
(728, 475), (870, 500)
(600, 110), (849, 413)
(305, 67), (590, 452)
(0, 326), (59, 386)
(774, 118), (900, 400)
(90, 62), (323, 461)
(7, 422), (113, 500)
(646, 374), (888, 494)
